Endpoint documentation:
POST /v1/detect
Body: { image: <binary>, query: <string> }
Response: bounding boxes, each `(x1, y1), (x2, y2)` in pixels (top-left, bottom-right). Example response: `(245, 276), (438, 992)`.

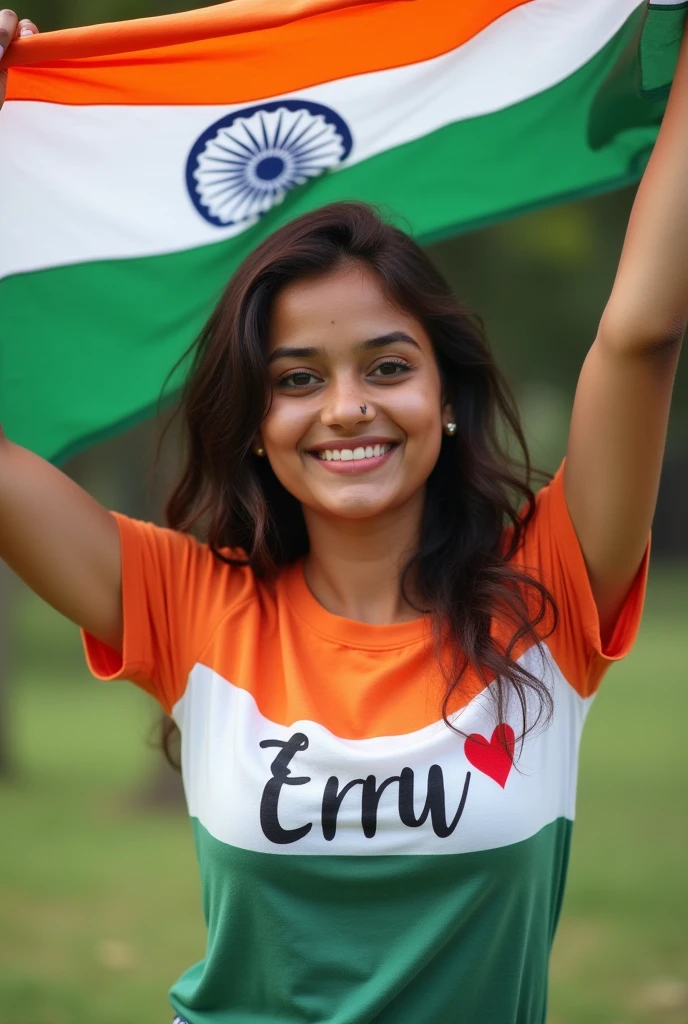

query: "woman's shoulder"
(501, 460), (649, 699)
(113, 509), (249, 564)
(111, 509), (276, 611)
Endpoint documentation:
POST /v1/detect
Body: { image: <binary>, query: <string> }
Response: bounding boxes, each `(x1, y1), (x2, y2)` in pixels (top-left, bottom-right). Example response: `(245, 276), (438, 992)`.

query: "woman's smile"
(306, 438), (400, 474)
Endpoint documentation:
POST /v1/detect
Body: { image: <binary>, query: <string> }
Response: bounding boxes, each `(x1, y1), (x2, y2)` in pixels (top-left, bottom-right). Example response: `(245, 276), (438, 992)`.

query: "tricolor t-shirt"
(82, 462), (648, 1024)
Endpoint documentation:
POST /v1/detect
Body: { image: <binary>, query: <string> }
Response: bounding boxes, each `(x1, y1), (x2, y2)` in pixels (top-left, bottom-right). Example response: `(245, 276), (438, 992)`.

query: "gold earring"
(254, 446), (266, 457)
(445, 422), (457, 436)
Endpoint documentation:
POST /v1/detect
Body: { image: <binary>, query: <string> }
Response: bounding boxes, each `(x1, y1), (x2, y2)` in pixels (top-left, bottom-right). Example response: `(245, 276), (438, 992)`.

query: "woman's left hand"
(0, 11), (40, 110)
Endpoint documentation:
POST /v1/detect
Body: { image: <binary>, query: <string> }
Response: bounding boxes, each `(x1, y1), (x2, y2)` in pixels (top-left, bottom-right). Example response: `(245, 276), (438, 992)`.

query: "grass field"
(0, 568), (686, 1024)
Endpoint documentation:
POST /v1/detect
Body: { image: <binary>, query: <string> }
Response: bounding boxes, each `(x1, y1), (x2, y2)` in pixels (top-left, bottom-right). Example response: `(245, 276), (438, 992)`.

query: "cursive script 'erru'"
(259, 732), (472, 845)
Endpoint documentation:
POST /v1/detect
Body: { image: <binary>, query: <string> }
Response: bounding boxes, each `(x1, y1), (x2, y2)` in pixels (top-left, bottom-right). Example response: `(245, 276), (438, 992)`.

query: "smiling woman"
(50, 197), (664, 1024)
(94, 201), (647, 1024)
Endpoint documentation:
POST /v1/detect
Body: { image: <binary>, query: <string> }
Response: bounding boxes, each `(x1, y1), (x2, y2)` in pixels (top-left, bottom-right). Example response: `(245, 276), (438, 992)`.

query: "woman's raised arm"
(1, 13), (122, 650)
(564, 18), (686, 642)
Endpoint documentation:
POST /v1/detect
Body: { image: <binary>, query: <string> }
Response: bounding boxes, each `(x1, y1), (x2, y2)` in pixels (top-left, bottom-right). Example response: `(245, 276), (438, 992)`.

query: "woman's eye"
(371, 360), (411, 378)
(279, 371), (321, 388)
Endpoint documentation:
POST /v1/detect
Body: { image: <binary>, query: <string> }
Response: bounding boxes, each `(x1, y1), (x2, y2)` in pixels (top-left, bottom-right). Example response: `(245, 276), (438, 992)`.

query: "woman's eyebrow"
(267, 345), (325, 364)
(267, 331), (420, 364)
(356, 331), (420, 353)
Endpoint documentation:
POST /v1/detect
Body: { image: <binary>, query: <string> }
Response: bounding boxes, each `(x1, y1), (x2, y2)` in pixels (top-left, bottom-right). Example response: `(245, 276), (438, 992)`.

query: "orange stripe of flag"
(3, 0), (394, 66)
(4, 0), (530, 106)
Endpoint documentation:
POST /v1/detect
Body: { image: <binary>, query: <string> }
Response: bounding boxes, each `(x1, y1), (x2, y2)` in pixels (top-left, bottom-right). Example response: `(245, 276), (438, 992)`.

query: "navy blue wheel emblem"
(186, 100), (353, 228)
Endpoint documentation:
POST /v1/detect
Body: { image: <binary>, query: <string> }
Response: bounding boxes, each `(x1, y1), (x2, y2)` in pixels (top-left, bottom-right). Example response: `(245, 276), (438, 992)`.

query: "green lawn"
(0, 569), (686, 1024)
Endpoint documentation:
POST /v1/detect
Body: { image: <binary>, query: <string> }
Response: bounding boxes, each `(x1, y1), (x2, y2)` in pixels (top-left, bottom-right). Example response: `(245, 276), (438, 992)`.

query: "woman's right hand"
(0, 10), (39, 109)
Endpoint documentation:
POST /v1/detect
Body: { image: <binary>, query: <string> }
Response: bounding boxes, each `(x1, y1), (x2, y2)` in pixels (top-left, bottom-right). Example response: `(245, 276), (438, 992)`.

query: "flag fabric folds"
(0, 0), (685, 462)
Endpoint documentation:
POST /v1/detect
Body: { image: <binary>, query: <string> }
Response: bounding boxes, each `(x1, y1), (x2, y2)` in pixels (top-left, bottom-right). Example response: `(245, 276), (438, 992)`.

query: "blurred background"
(1, 3), (687, 1024)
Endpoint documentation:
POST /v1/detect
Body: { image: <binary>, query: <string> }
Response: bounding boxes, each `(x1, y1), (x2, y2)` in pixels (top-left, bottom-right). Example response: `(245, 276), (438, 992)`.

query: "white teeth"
(316, 443), (394, 461)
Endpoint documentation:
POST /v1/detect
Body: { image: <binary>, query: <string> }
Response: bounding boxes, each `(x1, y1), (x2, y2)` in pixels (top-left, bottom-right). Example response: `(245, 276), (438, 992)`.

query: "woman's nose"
(320, 377), (375, 428)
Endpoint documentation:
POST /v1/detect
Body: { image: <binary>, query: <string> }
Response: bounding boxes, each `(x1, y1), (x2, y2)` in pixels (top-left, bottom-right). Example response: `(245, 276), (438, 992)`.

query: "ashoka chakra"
(186, 100), (353, 229)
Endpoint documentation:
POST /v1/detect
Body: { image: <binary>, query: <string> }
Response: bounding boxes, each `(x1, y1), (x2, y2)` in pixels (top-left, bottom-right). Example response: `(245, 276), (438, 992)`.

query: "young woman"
(1, 9), (685, 1024)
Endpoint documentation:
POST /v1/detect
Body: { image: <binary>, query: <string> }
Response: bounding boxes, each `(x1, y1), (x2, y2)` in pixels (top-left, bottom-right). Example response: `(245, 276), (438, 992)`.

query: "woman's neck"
(301, 492), (425, 625)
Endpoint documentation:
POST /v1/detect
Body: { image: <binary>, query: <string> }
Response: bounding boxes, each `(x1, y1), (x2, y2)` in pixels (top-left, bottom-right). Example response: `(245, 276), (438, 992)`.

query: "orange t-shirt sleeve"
(522, 460), (650, 698)
(81, 512), (253, 713)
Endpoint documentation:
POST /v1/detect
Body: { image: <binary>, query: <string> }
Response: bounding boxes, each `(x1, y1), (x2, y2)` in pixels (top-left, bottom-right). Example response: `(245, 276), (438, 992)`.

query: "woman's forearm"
(601, 18), (688, 351)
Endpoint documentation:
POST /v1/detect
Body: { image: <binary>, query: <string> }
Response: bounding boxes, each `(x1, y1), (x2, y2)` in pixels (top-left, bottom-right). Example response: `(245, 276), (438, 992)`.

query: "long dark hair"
(159, 201), (557, 768)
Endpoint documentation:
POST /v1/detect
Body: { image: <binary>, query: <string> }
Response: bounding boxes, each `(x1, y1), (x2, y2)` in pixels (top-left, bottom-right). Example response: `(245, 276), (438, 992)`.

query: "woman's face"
(261, 262), (454, 521)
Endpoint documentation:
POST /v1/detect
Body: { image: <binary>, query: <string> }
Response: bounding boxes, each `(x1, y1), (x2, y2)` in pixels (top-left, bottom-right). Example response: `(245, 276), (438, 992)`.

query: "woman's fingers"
(0, 10), (38, 110)
(15, 17), (38, 38)
(0, 10), (20, 57)
(0, 11), (38, 57)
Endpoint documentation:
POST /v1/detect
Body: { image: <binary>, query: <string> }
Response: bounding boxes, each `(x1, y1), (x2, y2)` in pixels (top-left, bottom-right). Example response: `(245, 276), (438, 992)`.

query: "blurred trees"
(0, 563), (14, 775)
(22, 0), (214, 31)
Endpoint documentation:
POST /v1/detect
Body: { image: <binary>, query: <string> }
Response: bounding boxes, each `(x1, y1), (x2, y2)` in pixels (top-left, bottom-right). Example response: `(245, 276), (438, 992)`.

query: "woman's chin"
(304, 483), (416, 521)
(319, 498), (392, 520)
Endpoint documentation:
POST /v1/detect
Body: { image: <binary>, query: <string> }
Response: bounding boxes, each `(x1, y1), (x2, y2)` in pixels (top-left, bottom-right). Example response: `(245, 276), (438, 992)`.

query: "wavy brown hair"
(159, 201), (557, 769)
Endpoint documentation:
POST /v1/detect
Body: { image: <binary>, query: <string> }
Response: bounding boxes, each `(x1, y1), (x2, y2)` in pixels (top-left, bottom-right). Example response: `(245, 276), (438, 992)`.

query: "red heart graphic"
(464, 724), (515, 788)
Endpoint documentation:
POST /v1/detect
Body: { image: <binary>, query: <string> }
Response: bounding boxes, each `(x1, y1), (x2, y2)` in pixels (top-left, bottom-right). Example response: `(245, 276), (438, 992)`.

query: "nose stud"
(360, 404), (367, 415)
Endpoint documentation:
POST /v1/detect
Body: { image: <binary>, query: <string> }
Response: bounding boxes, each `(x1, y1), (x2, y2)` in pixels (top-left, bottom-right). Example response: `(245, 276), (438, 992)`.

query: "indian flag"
(0, 0), (684, 463)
